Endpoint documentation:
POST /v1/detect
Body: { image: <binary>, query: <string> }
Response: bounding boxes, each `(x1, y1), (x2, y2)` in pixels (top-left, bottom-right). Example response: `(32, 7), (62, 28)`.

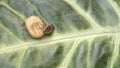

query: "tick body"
(25, 16), (54, 38)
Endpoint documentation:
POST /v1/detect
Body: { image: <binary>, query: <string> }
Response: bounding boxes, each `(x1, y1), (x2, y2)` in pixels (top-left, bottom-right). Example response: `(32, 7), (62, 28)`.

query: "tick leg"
(43, 24), (54, 35)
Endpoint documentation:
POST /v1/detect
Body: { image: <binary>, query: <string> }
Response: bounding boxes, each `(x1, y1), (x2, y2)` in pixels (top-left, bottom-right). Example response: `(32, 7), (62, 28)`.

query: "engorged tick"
(25, 16), (54, 38)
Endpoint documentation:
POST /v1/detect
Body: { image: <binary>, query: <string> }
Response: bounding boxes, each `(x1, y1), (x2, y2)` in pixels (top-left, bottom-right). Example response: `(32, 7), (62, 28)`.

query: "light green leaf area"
(0, 0), (120, 68)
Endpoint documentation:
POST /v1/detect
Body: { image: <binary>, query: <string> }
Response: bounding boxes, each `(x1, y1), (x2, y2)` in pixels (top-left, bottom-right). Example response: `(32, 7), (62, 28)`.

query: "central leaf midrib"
(0, 30), (120, 55)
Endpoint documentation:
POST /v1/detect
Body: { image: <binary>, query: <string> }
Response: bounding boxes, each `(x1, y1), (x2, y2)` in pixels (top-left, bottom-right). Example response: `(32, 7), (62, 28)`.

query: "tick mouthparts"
(43, 24), (54, 35)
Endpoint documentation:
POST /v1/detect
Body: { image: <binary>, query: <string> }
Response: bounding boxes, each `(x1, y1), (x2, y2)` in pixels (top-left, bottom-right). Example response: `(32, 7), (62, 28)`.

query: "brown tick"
(25, 16), (54, 38)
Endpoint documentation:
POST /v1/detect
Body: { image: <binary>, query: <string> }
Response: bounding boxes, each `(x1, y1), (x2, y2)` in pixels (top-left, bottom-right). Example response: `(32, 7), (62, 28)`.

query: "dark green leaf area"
(67, 40), (88, 68)
(114, 0), (120, 6)
(76, 0), (119, 26)
(0, 52), (22, 68)
(91, 36), (114, 68)
(21, 45), (63, 68)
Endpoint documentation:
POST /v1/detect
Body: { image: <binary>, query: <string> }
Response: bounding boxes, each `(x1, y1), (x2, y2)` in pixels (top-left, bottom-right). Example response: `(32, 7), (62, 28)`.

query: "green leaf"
(0, 0), (120, 68)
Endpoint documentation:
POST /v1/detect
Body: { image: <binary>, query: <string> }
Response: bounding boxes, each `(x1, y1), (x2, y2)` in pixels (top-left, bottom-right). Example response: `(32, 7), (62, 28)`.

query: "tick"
(25, 16), (54, 38)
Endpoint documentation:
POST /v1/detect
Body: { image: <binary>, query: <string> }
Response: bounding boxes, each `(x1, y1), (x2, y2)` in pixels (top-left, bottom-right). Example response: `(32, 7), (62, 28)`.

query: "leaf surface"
(0, 0), (120, 68)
